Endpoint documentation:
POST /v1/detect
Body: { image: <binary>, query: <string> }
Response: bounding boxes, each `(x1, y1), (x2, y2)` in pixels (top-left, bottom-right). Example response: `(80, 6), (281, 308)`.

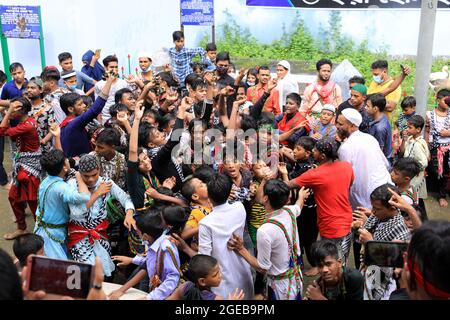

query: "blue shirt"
(369, 114), (393, 159)
(34, 175), (90, 260)
(0, 80), (27, 100)
(169, 46), (205, 84)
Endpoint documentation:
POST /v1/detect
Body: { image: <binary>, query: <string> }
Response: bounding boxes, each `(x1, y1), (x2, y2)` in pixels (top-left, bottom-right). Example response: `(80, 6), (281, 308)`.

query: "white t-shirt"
(94, 79), (130, 124)
(426, 110), (450, 145)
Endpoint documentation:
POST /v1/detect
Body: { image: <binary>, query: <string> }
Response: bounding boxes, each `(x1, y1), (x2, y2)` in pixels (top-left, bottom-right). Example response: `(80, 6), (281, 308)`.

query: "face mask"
(247, 81), (255, 87)
(217, 67), (228, 75)
(373, 75), (383, 84)
(68, 84), (77, 91)
(228, 72), (237, 79)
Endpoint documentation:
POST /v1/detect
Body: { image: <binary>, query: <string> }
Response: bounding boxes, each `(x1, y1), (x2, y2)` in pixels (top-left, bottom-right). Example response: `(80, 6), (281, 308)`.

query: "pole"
(414, 0), (438, 118)
(37, 6), (46, 70)
(0, 10), (11, 81)
(212, 0), (215, 44)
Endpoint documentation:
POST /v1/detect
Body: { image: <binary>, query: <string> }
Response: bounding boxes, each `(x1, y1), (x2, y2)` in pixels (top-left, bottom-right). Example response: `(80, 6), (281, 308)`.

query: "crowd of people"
(0, 29), (449, 301)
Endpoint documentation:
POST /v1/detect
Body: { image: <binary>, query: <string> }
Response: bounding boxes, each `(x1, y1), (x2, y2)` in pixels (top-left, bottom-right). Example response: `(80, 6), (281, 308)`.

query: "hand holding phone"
(25, 255), (95, 299)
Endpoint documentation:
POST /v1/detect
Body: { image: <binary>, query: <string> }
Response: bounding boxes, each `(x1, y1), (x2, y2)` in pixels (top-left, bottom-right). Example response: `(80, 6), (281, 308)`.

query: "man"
(61, 71), (115, 158)
(26, 78), (55, 154)
(0, 98), (41, 240)
(94, 55), (130, 124)
(169, 30), (205, 85)
(67, 154), (135, 277)
(198, 173), (254, 299)
(336, 108), (392, 210)
(367, 60), (408, 123)
(247, 66), (281, 116)
(0, 63), (28, 106)
(301, 59), (342, 120)
(276, 60), (299, 113)
(214, 52), (235, 88)
(228, 180), (309, 300)
(366, 93), (393, 161)
(305, 240), (364, 300)
(41, 67), (69, 124)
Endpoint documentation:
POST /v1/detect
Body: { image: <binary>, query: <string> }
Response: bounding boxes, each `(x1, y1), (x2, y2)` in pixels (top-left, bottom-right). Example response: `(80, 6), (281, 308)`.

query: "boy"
(0, 63), (27, 104)
(167, 254), (244, 300)
(90, 128), (127, 190)
(309, 104), (337, 142)
(104, 103), (131, 154)
(228, 180), (310, 300)
(390, 157), (421, 205)
(204, 42), (217, 70)
(109, 211), (181, 300)
(425, 88), (450, 208)
(60, 70), (85, 95)
(0, 98), (41, 240)
(366, 93), (393, 161)
(13, 233), (45, 270)
(60, 71), (115, 158)
(180, 177), (211, 246)
(393, 96), (416, 156)
(354, 184), (410, 300)
(400, 115), (430, 210)
(57, 52), (95, 92)
(94, 55), (130, 124)
(168, 31), (205, 85)
(41, 67), (69, 124)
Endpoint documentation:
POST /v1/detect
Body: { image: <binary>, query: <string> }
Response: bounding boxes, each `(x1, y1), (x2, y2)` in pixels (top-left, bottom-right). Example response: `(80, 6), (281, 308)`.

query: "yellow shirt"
(186, 206), (212, 229)
(368, 79), (402, 121)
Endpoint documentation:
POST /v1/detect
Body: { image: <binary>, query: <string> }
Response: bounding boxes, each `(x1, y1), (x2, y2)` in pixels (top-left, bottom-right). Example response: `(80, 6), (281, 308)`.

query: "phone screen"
(364, 241), (408, 268)
(27, 255), (94, 299)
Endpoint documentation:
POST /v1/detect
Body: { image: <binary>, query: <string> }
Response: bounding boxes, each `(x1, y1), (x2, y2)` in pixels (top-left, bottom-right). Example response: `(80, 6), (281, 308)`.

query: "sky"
(1, 0), (449, 78)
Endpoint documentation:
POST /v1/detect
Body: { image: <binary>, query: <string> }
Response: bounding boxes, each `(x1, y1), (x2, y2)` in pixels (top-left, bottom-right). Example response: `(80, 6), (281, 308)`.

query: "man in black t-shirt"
(305, 240), (364, 300)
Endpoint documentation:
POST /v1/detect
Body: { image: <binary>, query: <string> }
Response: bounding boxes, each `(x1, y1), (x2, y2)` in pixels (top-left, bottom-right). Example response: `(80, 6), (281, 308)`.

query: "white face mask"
(228, 72), (237, 79)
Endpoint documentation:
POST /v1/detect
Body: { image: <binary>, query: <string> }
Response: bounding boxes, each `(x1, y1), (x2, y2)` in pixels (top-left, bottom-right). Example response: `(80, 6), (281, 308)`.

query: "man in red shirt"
(288, 139), (354, 266)
(247, 66), (281, 116)
(0, 97), (41, 240)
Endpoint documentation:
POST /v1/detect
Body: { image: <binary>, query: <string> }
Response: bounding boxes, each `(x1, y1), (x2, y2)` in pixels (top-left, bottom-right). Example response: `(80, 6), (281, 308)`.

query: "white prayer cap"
(341, 108), (362, 127)
(322, 104), (336, 114)
(277, 60), (291, 71)
(138, 51), (152, 60)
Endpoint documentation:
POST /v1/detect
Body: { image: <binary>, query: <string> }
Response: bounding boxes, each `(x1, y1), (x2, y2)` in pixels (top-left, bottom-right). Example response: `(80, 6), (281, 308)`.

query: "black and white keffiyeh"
(13, 151), (42, 183)
(363, 213), (411, 242)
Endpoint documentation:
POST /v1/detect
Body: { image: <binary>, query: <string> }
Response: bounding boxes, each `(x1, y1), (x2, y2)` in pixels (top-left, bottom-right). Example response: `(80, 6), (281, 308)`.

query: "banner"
(246, 0), (450, 9)
(181, 0), (214, 26)
(0, 5), (41, 39)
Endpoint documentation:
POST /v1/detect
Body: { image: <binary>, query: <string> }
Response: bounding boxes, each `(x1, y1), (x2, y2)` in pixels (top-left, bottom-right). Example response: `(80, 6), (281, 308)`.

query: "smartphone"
(26, 255), (94, 299)
(364, 241), (408, 268)
(95, 49), (101, 56)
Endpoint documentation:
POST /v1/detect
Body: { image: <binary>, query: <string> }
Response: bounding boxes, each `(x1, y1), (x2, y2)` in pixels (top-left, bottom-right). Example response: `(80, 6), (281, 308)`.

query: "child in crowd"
(400, 115), (430, 212)
(393, 96), (416, 157)
(390, 157), (421, 205)
(13, 233), (45, 271)
(167, 254), (244, 300)
(425, 89), (450, 208)
(309, 104), (337, 142)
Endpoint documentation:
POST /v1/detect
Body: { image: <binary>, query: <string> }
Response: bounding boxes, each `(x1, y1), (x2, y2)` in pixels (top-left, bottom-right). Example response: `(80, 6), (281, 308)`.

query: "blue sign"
(0, 5), (41, 39)
(181, 0), (214, 26)
(246, 0), (450, 9)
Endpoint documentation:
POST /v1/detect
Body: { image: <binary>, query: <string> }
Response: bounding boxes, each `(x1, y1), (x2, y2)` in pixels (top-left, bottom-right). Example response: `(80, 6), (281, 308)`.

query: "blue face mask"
(373, 75), (383, 84)
(68, 84), (77, 91)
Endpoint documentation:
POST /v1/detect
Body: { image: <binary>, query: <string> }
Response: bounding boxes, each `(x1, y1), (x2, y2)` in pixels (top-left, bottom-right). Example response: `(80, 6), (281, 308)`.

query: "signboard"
(181, 0), (214, 26)
(246, 0), (450, 9)
(0, 5), (41, 39)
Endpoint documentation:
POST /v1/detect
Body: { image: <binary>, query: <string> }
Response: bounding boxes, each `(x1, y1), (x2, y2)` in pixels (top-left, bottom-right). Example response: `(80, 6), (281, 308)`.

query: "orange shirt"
(246, 84), (281, 116)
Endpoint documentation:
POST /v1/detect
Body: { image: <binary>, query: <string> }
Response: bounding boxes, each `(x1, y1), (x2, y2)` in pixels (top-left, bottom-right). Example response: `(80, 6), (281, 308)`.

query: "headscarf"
(79, 154), (100, 173)
(81, 50), (105, 81)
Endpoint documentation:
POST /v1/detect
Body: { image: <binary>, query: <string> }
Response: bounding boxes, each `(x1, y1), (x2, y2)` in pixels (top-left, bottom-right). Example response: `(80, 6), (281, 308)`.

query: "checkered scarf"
(363, 213), (411, 242)
(13, 151), (42, 184)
